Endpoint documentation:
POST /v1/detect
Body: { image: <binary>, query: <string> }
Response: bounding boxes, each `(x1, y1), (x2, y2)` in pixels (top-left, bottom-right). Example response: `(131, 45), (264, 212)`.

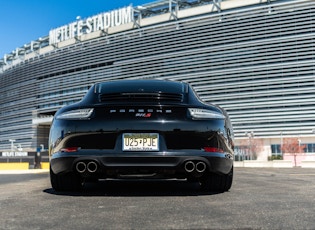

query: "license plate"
(123, 133), (159, 151)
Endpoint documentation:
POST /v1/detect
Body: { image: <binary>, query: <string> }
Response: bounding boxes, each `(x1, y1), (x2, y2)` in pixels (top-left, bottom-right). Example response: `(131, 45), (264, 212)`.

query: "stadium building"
(1, 0), (315, 162)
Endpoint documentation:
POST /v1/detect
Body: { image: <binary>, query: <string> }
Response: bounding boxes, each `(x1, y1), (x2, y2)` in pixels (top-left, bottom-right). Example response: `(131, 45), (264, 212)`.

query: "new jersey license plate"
(123, 133), (159, 151)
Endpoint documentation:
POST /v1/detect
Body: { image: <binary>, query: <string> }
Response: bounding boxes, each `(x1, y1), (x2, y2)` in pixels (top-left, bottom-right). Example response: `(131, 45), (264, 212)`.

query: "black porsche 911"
(49, 79), (234, 192)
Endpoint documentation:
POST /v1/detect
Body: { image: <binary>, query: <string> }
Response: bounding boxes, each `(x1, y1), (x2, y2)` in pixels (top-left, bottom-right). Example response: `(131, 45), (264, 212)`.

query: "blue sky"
(0, 0), (150, 58)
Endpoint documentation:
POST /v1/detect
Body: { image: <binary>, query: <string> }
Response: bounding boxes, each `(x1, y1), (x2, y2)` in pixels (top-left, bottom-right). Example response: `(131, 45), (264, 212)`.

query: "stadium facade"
(1, 0), (315, 161)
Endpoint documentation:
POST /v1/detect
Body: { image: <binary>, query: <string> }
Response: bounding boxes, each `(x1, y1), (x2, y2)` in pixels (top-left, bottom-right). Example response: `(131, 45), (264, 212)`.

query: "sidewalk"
(234, 160), (315, 168)
(0, 169), (49, 174)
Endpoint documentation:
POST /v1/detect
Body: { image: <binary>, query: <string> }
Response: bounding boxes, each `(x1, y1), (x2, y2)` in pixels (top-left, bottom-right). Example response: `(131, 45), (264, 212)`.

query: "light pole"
(312, 129), (315, 153)
(245, 131), (254, 160)
(296, 137), (301, 167)
(298, 137), (301, 153)
(9, 139), (16, 152)
(280, 131), (283, 159)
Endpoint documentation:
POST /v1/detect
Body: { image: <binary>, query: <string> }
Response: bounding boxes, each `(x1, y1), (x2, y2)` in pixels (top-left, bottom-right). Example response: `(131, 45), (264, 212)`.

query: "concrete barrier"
(301, 161), (315, 168)
(41, 162), (50, 169)
(0, 162), (29, 170)
(234, 160), (296, 168)
(272, 160), (293, 168)
(234, 161), (244, 167)
(243, 160), (273, 168)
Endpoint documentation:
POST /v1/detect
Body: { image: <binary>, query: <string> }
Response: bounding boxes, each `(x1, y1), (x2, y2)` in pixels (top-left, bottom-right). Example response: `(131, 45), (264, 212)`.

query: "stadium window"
(271, 144), (281, 155)
(305, 143), (315, 153)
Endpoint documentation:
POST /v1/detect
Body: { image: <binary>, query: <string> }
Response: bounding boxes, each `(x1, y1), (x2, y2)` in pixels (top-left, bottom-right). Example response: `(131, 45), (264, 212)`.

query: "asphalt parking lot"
(0, 168), (314, 230)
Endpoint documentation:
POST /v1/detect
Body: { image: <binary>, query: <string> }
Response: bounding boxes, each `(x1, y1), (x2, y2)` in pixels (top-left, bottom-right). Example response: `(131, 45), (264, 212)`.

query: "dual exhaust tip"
(76, 161), (98, 174)
(184, 161), (207, 174)
(76, 160), (206, 175)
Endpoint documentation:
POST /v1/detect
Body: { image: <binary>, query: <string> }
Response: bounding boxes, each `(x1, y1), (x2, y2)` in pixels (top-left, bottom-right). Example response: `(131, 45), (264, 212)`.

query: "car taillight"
(203, 147), (224, 153)
(56, 108), (94, 120)
(61, 147), (81, 152)
(188, 108), (225, 120)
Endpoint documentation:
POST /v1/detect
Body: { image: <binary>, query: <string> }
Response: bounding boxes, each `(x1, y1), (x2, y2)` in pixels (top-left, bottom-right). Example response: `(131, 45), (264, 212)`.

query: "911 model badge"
(135, 113), (152, 118)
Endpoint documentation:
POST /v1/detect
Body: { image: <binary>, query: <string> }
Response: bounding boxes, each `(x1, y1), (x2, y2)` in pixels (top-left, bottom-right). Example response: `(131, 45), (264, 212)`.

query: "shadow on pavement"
(43, 179), (222, 197)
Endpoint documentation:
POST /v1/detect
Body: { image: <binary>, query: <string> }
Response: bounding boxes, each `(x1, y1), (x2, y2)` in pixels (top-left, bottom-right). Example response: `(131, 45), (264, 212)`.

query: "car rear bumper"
(50, 150), (233, 179)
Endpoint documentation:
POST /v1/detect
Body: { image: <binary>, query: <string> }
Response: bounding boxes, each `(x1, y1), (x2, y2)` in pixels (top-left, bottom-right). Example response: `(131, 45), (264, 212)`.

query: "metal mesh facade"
(0, 0), (315, 151)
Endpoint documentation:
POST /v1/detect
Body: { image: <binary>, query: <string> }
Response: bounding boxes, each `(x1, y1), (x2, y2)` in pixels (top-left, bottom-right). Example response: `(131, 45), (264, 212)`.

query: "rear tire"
(199, 167), (233, 192)
(50, 166), (82, 192)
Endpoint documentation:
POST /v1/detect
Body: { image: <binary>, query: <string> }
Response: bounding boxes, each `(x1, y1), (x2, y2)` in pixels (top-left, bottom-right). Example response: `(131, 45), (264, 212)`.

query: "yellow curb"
(41, 162), (50, 169)
(0, 162), (29, 170)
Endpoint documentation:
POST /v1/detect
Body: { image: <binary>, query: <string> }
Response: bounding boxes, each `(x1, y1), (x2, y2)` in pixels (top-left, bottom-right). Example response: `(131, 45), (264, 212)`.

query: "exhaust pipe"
(87, 161), (98, 173)
(76, 162), (87, 173)
(184, 161), (195, 173)
(195, 161), (206, 173)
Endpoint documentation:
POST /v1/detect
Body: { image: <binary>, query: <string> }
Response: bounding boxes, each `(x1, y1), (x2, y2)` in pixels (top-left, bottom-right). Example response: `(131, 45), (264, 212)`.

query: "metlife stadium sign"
(1, 152), (28, 157)
(49, 6), (134, 45)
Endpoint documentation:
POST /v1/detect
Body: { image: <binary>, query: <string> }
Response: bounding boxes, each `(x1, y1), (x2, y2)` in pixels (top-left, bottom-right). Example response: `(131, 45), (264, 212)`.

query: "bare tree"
(281, 137), (306, 167)
(239, 138), (264, 160)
